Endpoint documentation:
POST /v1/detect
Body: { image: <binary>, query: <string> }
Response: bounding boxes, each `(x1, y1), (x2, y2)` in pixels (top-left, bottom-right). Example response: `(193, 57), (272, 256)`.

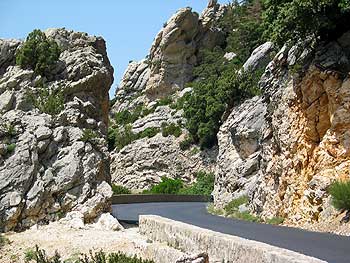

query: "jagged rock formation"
(214, 31), (350, 230)
(110, 2), (225, 190)
(0, 28), (114, 231)
(111, 1), (226, 113)
(213, 96), (266, 207)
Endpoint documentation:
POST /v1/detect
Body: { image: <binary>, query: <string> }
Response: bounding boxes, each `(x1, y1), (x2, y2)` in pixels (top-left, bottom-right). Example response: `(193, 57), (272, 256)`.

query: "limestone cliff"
(0, 28), (114, 231)
(110, 2), (225, 190)
(214, 31), (350, 233)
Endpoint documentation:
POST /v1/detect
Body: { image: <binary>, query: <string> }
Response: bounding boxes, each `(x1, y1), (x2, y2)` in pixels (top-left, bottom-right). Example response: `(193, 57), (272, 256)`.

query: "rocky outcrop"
(111, 0), (226, 111)
(213, 96), (266, 207)
(111, 105), (216, 190)
(111, 132), (217, 191)
(0, 28), (114, 231)
(214, 31), (350, 230)
(111, 59), (150, 113)
(110, 1), (225, 190)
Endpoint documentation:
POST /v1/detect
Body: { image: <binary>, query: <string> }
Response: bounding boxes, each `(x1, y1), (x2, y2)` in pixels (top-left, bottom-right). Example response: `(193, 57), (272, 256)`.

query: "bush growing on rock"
(161, 122), (182, 138)
(30, 82), (65, 115)
(80, 129), (98, 143)
(16, 29), (61, 78)
(144, 177), (184, 195)
(329, 180), (350, 211)
(6, 143), (16, 154)
(138, 127), (160, 139)
(179, 136), (195, 151)
(179, 171), (215, 196)
(112, 184), (131, 195)
(183, 69), (262, 148)
(262, 0), (350, 46)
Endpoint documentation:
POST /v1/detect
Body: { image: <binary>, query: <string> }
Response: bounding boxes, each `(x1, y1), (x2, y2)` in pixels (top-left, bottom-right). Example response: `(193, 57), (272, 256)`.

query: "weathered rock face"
(110, 1), (225, 190)
(111, 132), (217, 191)
(111, 59), (150, 113)
(110, 1), (226, 110)
(111, 104), (217, 191)
(213, 96), (266, 207)
(0, 28), (114, 231)
(214, 31), (350, 229)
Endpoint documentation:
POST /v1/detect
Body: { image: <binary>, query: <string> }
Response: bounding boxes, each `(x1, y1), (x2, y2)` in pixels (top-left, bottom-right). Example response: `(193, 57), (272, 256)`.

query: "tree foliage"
(183, 69), (262, 148)
(329, 180), (350, 211)
(179, 171), (215, 196)
(181, 0), (264, 149)
(262, 0), (350, 45)
(30, 82), (65, 115)
(16, 29), (61, 78)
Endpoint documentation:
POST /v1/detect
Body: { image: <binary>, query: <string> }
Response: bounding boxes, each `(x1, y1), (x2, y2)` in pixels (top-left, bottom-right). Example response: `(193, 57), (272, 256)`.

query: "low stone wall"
(111, 194), (211, 204)
(139, 215), (327, 263)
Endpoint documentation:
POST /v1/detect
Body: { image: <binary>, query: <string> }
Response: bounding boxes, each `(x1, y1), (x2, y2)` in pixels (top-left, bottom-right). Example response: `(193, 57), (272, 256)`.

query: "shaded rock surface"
(0, 28), (114, 231)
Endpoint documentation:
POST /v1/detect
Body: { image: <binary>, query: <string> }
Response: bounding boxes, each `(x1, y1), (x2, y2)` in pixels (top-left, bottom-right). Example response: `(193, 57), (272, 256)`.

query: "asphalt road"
(112, 202), (350, 263)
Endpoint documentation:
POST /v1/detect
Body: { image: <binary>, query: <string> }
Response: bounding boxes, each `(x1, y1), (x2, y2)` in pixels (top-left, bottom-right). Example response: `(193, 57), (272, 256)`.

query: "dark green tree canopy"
(16, 29), (61, 78)
(262, 0), (350, 45)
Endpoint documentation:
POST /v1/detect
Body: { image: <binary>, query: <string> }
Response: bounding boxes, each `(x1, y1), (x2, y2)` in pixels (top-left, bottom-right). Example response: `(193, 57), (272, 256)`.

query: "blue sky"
(0, 0), (227, 97)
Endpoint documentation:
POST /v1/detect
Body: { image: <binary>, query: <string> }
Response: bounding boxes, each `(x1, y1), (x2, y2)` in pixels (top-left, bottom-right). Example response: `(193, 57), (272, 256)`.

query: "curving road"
(112, 202), (350, 263)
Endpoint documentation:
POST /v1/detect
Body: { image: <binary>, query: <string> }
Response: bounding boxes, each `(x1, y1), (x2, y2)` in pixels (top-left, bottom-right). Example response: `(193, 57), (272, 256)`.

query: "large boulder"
(0, 28), (114, 231)
(213, 96), (266, 207)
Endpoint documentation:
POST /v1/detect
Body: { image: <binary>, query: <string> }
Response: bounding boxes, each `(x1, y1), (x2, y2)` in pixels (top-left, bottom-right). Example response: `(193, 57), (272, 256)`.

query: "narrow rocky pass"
(1, 0), (350, 262)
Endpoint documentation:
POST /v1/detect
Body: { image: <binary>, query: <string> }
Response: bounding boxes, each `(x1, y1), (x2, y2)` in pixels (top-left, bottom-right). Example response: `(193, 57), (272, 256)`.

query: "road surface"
(112, 202), (350, 263)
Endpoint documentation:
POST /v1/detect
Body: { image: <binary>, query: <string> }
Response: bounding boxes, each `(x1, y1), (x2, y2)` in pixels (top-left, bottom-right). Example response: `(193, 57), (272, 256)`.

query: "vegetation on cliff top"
(16, 29), (61, 78)
(262, 0), (350, 45)
(181, 0), (350, 149)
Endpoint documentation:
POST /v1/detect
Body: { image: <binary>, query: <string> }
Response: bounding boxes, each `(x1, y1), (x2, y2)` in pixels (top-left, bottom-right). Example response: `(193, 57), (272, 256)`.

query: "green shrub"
(25, 248), (36, 262)
(145, 177), (184, 195)
(112, 184), (131, 195)
(23, 246), (154, 263)
(266, 216), (285, 225)
(155, 96), (173, 107)
(233, 211), (261, 223)
(80, 129), (98, 143)
(138, 127), (160, 139)
(6, 143), (16, 154)
(183, 69), (262, 149)
(16, 29), (61, 78)
(329, 180), (350, 210)
(180, 171), (215, 196)
(190, 147), (200, 155)
(3, 123), (16, 137)
(224, 196), (249, 215)
(113, 125), (137, 150)
(82, 250), (154, 263)
(179, 136), (195, 151)
(114, 105), (154, 126)
(262, 0), (350, 46)
(219, 0), (264, 63)
(114, 110), (136, 126)
(207, 203), (225, 216)
(110, 125), (159, 151)
(161, 122), (182, 138)
(30, 83), (65, 115)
